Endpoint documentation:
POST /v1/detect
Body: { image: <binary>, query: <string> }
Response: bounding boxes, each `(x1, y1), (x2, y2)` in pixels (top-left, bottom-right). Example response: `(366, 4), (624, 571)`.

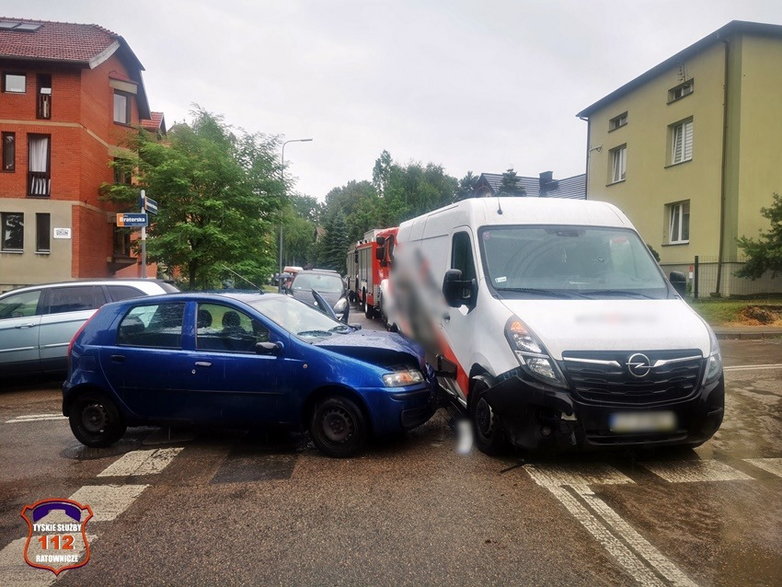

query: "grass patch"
(689, 298), (782, 326)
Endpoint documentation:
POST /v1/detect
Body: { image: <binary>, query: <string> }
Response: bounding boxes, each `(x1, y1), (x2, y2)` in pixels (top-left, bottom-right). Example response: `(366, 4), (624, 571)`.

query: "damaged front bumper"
(482, 369), (725, 452)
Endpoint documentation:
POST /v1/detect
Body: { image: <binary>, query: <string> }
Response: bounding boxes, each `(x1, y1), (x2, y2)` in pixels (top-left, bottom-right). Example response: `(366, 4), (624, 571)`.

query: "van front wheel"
(471, 377), (507, 455)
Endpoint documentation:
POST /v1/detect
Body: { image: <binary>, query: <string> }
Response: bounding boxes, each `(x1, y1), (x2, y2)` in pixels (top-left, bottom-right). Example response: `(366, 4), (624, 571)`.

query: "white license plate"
(609, 411), (677, 433)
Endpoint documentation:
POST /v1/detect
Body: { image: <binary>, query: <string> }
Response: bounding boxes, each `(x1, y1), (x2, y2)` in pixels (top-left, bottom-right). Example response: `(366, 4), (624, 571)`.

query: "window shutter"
(683, 121), (693, 161)
(672, 125), (683, 164)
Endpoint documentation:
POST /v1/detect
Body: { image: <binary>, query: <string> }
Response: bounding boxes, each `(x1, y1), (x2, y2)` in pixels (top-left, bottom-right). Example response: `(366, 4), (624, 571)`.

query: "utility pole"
(279, 138), (313, 281)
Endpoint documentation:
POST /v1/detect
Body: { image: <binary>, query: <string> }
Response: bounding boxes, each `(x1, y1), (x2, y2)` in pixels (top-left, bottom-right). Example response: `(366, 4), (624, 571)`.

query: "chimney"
(539, 171), (557, 195)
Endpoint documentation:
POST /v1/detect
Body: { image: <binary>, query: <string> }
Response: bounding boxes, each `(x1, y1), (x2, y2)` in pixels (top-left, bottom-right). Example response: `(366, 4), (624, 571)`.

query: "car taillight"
(68, 315), (95, 356)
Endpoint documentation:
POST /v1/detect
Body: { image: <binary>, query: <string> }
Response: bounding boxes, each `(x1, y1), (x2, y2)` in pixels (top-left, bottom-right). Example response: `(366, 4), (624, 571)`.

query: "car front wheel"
(310, 396), (367, 458)
(69, 392), (126, 448)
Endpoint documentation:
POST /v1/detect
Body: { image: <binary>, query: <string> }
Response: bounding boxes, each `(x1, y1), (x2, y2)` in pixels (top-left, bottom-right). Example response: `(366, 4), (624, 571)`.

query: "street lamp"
(279, 138), (313, 281)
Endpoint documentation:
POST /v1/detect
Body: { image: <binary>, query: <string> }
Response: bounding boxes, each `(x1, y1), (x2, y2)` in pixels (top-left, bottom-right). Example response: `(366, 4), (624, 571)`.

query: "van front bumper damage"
(483, 369), (724, 451)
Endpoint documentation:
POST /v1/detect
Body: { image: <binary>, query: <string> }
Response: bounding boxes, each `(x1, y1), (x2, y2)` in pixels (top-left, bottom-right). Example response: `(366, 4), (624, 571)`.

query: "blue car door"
(185, 302), (294, 424)
(102, 301), (194, 421)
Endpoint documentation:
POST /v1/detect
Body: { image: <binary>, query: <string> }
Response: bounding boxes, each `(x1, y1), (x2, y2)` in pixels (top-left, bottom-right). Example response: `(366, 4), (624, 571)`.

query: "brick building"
(0, 18), (163, 291)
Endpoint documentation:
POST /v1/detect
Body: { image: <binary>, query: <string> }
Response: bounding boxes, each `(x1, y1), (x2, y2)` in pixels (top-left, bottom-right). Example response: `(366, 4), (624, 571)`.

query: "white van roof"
(399, 197), (634, 231)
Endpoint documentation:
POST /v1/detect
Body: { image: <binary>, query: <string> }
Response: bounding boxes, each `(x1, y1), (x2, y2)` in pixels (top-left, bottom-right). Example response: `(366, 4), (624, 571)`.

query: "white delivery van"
(391, 197), (723, 454)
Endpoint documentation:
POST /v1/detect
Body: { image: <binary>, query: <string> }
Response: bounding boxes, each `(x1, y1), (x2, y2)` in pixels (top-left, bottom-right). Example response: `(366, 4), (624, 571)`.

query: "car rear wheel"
(471, 377), (508, 455)
(364, 298), (374, 319)
(310, 396), (367, 458)
(69, 392), (126, 448)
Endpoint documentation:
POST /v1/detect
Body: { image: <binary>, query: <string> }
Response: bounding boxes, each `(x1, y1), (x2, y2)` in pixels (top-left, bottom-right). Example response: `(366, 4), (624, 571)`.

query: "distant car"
(0, 279), (178, 377)
(288, 269), (350, 323)
(62, 292), (437, 457)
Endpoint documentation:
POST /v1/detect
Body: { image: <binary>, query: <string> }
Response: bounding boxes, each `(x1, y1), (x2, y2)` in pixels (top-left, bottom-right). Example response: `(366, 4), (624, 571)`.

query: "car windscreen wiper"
(494, 287), (588, 299)
(296, 330), (333, 337)
(576, 289), (657, 299)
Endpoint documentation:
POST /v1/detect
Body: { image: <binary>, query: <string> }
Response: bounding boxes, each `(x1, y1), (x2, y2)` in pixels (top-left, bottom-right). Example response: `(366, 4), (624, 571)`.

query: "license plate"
(609, 411), (676, 433)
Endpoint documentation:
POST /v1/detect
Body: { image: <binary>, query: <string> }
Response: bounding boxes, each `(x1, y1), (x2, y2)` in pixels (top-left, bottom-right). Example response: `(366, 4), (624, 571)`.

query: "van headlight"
(703, 326), (723, 385)
(504, 316), (567, 388)
(383, 369), (424, 387)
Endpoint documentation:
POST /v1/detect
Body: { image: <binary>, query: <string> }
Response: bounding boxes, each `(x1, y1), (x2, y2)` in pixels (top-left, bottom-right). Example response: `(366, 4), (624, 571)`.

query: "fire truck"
(346, 227), (398, 319)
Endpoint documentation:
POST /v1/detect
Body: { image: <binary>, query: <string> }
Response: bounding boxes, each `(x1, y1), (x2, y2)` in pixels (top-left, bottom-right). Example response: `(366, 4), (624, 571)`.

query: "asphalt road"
(0, 310), (780, 586)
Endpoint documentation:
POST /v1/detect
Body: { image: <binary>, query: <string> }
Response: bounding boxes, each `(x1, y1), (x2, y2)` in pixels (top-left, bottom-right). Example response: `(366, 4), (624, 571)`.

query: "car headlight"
(334, 298), (347, 313)
(382, 369), (424, 387)
(703, 325), (723, 385)
(504, 316), (567, 388)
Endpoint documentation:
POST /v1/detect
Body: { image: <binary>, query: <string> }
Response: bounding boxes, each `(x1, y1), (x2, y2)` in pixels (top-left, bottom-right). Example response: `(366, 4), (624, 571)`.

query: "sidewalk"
(712, 325), (782, 340)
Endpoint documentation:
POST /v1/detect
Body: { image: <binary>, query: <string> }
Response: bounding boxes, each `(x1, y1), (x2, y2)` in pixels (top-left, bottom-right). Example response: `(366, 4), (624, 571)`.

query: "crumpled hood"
(500, 298), (712, 359)
(314, 329), (425, 370)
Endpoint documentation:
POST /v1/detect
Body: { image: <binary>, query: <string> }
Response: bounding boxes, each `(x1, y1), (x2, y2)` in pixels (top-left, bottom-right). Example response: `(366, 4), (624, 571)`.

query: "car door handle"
(14, 322), (36, 328)
(110, 354), (125, 363)
(194, 361), (212, 368)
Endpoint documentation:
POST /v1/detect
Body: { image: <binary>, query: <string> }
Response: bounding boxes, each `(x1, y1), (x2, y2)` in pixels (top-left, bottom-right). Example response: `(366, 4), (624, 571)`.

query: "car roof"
(0, 279), (176, 298)
(294, 269), (341, 276)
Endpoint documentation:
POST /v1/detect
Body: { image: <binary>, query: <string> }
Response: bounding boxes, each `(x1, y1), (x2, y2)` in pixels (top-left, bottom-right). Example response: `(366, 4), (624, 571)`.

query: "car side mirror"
(442, 269), (477, 309)
(256, 341), (283, 355)
(669, 271), (687, 296)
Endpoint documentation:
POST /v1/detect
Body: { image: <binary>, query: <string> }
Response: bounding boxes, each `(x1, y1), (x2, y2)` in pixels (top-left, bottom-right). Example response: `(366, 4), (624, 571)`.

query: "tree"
(102, 108), (285, 289)
(736, 193), (782, 278)
(455, 171), (479, 201)
(372, 150), (393, 198)
(499, 168), (526, 196)
(317, 210), (351, 273)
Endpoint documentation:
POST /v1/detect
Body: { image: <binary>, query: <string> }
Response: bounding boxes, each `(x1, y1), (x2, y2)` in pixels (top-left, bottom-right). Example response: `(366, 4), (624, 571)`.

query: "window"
(1, 212), (23, 251)
(118, 303), (185, 348)
(106, 286), (145, 302)
(44, 286), (103, 314)
(0, 289), (41, 319)
(113, 91), (130, 124)
(196, 303), (269, 353)
(451, 231), (476, 281)
(113, 226), (132, 257)
(3, 73), (26, 93)
(609, 112), (627, 131)
(670, 119), (693, 165)
(28, 134), (51, 196)
(2, 132), (14, 172)
(37, 74), (51, 119)
(36, 213), (50, 252)
(667, 201), (690, 244)
(668, 80), (694, 103)
(609, 144), (627, 184)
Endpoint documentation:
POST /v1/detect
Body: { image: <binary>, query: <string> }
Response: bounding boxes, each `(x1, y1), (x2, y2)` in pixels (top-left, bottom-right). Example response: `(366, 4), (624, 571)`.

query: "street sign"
(137, 194), (159, 214)
(116, 213), (148, 227)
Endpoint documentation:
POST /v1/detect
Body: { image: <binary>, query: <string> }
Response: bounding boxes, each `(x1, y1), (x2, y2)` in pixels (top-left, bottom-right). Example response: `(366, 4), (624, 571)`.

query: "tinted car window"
(106, 285), (146, 302)
(0, 289), (41, 319)
(117, 302), (185, 348)
(45, 286), (104, 314)
(196, 303), (269, 353)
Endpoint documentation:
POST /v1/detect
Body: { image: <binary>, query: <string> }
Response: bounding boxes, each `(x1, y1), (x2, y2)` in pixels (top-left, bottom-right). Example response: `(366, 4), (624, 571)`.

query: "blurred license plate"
(609, 411), (676, 433)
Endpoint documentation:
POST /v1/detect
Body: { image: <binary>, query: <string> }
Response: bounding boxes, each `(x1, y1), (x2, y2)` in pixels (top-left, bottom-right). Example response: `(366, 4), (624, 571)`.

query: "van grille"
(560, 350), (703, 406)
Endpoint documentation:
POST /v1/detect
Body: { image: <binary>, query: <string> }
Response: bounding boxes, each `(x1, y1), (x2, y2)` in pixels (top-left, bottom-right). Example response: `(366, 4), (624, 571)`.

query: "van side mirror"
(443, 269), (477, 309)
(669, 271), (687, 296)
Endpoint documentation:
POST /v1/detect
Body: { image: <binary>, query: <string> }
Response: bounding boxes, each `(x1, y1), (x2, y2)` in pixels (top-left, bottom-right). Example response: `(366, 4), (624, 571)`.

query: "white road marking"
(68, 485), (148, 522)
(0, 535), (97, 586)
(5, 414), (67, 424)
(527, 465), (696, 586)
(97, 448), (183, 477)
(642, 460), (753, 483)
(724, 364), (782, 372)
(744, 458), (782, 478)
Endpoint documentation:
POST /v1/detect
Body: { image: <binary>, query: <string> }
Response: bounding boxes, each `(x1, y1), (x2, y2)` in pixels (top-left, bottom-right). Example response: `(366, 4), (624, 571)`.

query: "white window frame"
(609, 112), (627, 131)
(3, 73), (26, 93)
(667, 201), (690, 244)
(670, 119), (693, 165)
(609, 144), (627, 184)
(113, 91), (130, 124)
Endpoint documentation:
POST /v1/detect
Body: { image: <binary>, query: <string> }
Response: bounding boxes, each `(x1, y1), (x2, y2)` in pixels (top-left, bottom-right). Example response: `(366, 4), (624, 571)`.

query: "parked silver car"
(0, 279), (178, 377)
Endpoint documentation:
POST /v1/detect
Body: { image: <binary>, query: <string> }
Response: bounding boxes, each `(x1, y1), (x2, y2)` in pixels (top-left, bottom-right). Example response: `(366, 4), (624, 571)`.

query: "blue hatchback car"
(62, 292), (437, 457)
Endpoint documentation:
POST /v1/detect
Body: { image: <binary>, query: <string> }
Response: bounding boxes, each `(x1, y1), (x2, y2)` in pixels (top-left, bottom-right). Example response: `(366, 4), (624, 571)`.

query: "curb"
(713, 330), (782, 340)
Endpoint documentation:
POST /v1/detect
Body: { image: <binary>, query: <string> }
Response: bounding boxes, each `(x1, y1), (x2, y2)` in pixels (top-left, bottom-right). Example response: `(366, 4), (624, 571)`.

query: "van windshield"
(479, 226), (670, 299)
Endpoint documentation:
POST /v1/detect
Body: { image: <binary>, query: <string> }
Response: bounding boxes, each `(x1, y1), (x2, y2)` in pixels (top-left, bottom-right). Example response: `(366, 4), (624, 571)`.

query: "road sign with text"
(116, 213), (148, 227)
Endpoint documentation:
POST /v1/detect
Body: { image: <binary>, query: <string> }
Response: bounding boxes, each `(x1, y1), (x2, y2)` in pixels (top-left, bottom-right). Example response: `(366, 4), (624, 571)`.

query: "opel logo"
(626, 353), (651, 378)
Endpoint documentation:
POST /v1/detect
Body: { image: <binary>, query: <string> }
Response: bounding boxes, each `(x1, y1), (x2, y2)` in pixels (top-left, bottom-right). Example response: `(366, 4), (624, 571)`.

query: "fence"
(660, 255), (782, 299)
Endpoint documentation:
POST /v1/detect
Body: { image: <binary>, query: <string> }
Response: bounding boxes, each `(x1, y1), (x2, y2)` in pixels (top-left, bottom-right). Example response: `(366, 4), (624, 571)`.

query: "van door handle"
(110, 354), (125, 363)
(194, 361), (212, 368)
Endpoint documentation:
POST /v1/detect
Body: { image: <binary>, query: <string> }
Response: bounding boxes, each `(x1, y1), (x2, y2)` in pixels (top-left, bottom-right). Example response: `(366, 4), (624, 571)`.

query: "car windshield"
(247, 295), (349, 340)
(291, 273), (343, 294)
(480, 225), (669, 299)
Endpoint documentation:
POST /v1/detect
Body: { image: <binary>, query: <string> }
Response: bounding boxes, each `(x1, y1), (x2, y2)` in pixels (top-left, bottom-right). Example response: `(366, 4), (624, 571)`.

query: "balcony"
(28, 172), (50, 197)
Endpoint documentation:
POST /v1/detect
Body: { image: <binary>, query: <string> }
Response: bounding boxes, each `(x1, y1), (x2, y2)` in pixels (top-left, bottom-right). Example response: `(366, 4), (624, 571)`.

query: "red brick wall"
(71, 204), (113, 277)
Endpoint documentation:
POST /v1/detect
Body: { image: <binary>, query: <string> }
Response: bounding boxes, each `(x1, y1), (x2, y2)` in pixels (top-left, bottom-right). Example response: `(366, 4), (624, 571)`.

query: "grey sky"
(6, 0), (782, 199)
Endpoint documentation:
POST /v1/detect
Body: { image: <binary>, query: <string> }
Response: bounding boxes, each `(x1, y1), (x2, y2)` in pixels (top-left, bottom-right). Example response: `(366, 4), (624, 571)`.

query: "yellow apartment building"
(577, 21), (782, 297)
